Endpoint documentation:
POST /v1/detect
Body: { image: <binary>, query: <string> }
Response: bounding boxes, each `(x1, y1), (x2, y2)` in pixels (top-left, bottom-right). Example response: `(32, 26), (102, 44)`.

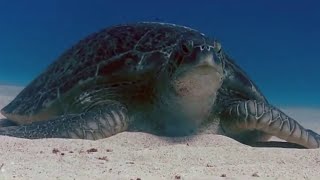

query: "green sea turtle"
(0, 22), (319, 148)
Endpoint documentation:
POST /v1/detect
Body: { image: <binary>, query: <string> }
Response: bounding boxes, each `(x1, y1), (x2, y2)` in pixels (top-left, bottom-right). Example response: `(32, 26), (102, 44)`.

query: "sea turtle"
(0, 22), (319, 148)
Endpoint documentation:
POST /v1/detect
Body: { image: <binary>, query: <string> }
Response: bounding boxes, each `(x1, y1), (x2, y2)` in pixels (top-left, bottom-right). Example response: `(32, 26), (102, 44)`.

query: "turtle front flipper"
(0, 119), (19, 127)
(221, 100), (320, 149)
(0, 102), (129, 140)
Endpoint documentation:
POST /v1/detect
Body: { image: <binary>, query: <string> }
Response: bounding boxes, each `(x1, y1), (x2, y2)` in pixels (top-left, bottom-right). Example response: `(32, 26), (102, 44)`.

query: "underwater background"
(0, 0), (319, 107)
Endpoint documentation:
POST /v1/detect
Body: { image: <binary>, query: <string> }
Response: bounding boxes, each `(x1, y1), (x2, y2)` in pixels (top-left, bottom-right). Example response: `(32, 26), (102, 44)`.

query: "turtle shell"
(1, 22), (212, 124)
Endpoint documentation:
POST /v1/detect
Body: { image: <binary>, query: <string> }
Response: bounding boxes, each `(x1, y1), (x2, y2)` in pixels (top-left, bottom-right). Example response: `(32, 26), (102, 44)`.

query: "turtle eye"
(214, 41), (222, 53)
(180, 40), (193, 55)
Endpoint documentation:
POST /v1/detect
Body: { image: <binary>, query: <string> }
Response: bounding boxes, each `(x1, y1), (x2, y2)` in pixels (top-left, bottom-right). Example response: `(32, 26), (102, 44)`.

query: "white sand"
(0, 85), (320, 180)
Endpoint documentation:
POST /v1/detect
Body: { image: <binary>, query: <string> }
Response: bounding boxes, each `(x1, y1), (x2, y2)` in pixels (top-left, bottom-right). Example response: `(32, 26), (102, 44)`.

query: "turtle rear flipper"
(0, 102), (129, 140)
(222, 100), (320, 149)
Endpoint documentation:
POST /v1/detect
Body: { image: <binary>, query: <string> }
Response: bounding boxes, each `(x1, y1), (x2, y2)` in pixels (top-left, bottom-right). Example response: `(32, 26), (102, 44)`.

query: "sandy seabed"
(0, 85), (319, 180)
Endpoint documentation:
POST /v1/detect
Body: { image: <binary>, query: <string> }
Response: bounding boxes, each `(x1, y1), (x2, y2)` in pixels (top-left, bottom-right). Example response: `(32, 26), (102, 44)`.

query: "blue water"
(0, 0), (319, 107)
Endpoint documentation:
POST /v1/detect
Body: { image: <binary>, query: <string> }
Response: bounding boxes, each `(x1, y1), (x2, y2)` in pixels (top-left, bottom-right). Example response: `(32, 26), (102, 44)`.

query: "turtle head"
(169, 38), (224, 111)
(169, 39), (224, 97)
(157, 39), (225, 136)
(170, 39), (224, 79)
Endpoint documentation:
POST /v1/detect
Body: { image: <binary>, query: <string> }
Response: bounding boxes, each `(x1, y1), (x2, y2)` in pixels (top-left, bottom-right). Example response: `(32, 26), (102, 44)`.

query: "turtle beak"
(195, 52), (223, 76)
(197, 53), (216, 67)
